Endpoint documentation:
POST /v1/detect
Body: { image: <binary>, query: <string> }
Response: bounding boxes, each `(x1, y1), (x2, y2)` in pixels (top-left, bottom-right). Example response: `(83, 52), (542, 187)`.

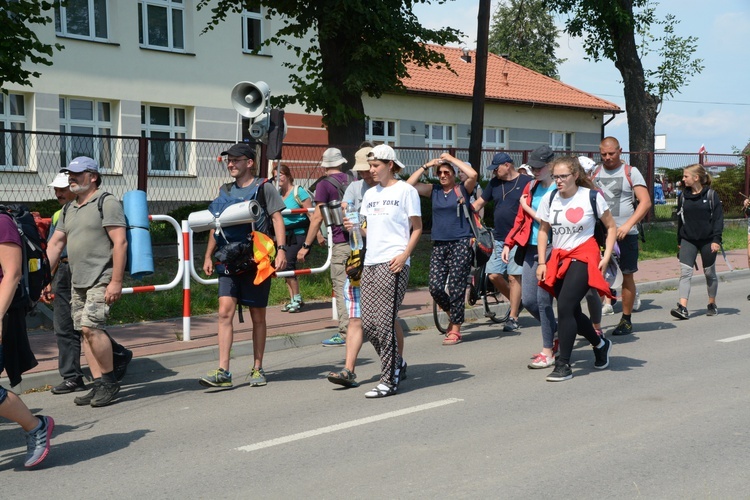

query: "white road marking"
(235, 398), (463, 452)
(717, 333), (750, 343)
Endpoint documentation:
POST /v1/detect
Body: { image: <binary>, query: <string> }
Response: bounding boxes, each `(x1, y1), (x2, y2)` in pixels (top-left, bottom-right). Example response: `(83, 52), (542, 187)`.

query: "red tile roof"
(402, 45), (621, 113)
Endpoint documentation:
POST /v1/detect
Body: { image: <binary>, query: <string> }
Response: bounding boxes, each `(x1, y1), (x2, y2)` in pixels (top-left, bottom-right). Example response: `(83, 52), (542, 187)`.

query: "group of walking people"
(0, 136), (733, 469)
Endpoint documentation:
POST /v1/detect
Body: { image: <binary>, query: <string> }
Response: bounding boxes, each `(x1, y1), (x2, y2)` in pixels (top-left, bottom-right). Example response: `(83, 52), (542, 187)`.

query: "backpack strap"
(589, 189), (599, 219)
(323, 175), (347, 199)
(62, 192), (113, 224)
(292, 185), (304, 207)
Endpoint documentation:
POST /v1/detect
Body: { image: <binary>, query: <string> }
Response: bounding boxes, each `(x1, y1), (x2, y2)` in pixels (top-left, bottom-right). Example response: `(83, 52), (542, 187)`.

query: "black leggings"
(553, 260), (601, 365)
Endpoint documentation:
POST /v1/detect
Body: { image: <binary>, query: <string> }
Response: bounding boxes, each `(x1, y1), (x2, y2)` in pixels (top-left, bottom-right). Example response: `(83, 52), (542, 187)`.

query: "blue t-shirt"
(530, 182), (556, 245)
(282, 186), (311, 236)
(430, 185), (472, 241)
(481, 174), (532, 240)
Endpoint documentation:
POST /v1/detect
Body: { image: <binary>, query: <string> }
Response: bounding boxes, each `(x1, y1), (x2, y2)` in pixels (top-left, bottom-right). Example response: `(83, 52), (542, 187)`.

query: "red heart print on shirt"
(566, 207), (584, 223)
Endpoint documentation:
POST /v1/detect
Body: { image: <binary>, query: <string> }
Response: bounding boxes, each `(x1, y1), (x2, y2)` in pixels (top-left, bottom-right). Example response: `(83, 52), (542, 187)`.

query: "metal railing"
(2, 129), (748, 220)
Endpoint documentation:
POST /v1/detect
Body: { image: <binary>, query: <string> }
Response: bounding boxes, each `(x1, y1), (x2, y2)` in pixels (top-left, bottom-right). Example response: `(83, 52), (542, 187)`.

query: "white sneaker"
(602, 303), (614, 316)
(633, 292), (642, 311)
(528, 353), (555, 369)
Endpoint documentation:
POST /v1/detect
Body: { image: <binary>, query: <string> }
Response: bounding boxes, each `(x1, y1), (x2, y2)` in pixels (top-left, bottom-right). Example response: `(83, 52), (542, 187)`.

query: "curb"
(13, 268), (750, 393)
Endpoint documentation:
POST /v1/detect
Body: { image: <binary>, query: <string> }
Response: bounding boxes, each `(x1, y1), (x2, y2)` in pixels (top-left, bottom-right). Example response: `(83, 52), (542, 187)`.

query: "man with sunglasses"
(472, 152), (532, 332)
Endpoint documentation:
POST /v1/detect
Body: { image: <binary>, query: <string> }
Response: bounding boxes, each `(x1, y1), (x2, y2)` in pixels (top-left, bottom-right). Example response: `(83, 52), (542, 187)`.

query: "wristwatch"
(302, 242), (312, 250)
(277, 245), (287, 251)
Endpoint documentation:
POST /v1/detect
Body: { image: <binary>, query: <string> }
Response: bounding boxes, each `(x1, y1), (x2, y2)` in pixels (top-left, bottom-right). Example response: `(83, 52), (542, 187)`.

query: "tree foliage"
(545, 0), (703, 167)
(198, 0), (461, 148)
(0, 0), (63, 91)
(488, 0), (565, 79)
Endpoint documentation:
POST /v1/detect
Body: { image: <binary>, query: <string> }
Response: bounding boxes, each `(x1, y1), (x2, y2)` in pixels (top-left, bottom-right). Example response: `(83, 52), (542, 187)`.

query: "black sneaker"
(670, 304), (689, 320)
(74, 381), (101, 406)
(51, 378), (86, 395)
(611, 317), (633, 336)
(114, 349), (133, 382)
(90, 381), (120, 407)
(593, 337), (612, 369)
(706, 303), (718, 316)
(546, 363), (573, 382)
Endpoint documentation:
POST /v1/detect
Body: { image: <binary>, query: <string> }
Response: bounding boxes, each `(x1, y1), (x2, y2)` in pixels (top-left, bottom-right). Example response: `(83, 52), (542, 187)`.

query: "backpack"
(591, 163), (646, 242)
(311, 174), (348, 200)
(208, 178), (271, 276)
(0, 205), (52, 312)
(675, 188), (717, 224)
(547, 188), (607, 249)
(454, 185), (494, 267)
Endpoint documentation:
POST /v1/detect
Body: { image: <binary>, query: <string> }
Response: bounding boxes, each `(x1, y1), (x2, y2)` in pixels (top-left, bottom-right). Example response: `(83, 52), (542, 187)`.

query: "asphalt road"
(2, 273), (749, 499)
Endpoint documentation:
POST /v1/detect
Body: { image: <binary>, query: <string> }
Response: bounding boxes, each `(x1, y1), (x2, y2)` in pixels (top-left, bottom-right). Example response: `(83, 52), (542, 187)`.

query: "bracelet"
(538, 262), (546, 265)
(277, 245), (287, 251)
(302, 242), (312, 250)
(421, 164), (429, 170)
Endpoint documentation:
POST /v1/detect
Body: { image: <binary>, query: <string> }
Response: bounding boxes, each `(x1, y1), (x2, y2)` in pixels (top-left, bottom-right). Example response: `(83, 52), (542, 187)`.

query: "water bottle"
(347, 210), (363, 251)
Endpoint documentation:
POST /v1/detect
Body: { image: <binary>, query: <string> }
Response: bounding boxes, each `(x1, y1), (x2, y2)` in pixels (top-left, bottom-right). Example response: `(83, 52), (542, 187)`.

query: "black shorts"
(618, 233), (639, 275)
(218, 273), (272, 308)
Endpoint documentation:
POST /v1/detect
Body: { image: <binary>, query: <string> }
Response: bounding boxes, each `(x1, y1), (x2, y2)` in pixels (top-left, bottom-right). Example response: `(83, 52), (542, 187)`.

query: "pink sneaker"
(528, 353), (555, 369)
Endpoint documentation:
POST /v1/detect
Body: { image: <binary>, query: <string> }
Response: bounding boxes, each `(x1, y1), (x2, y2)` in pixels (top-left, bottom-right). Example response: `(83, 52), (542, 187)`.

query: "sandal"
(442, 331), (462, 346)
(327, 368), (359, 388)
(364, 383), (397, 399)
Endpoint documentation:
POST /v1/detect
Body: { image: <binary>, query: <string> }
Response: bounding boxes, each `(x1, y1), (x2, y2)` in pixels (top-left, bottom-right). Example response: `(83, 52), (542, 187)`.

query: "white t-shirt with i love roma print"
(537, 186), (610, 251)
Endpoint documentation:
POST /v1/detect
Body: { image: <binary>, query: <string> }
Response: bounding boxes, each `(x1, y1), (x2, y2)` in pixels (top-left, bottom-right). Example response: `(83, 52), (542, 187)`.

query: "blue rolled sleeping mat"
(123, 190), (154, 279)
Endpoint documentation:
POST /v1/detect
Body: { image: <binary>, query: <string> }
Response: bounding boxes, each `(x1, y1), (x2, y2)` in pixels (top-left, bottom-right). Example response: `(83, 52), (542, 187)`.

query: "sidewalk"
(15, 249), (749, 392)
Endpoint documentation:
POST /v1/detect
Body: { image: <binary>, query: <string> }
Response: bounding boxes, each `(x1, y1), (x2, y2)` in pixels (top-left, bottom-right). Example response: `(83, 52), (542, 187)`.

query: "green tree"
(488, 0), (565, 79)
(198, 0), (460, 148)
(545, 0), (703, 172)
(0, 0), (63, 91)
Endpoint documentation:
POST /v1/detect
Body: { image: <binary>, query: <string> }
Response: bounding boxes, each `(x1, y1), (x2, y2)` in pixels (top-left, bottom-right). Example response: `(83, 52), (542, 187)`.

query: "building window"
(550, 131), (574, 151)
(59, 97), (113, 170)
(141, 104), (187, 172)
(55, 0), (109, 40)
(242, 7), (264, 53)
(425, 123), (454, 149)
(139, 0), (185, 51)
(365, 119), (397, 146)
(483, 127), (508, 150)
(0, 93), (28, 170)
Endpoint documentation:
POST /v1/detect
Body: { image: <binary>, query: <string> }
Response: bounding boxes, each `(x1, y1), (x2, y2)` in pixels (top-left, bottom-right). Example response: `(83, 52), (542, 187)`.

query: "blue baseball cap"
(62, 156), (99, 173)
(488, 152), (513, 170)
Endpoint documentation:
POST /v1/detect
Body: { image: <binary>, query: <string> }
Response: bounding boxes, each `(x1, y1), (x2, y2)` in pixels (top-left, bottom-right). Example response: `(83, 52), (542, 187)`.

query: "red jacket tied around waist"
(539, 237), (613, 299)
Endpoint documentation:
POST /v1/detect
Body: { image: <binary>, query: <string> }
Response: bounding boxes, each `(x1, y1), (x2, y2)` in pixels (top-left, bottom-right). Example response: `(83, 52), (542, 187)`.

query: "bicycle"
(433, 264), (510, 333)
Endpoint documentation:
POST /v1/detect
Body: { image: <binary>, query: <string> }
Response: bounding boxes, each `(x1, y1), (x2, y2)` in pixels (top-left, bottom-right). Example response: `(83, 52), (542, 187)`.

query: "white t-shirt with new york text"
(360, 180), (421, 266)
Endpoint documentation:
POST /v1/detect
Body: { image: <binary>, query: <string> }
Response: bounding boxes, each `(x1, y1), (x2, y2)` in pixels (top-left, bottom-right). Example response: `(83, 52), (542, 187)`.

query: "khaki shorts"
(71, 281), (110, 330)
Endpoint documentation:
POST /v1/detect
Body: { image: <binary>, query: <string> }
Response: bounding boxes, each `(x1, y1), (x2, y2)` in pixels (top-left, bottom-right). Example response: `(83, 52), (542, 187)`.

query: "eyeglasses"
(225, 157), (247, 165)
(438, 171), (453, 177)
(551, 174), (572, 181)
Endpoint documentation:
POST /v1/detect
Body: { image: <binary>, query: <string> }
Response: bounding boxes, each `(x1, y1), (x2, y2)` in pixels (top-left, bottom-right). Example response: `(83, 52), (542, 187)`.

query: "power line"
(594, 93), (750, 106)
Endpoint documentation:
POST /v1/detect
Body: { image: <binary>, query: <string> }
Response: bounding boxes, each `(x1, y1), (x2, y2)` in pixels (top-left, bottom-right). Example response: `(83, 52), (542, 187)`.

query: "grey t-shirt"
(342, 179), (372, 213)
(593, 163), (646, 236)
(56, 191), (127, 288)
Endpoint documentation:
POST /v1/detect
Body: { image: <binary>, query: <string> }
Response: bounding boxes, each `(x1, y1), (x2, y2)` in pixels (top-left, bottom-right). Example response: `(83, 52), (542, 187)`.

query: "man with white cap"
(46, 157), (128, 407)
(298, 147), (351, 346)
(45, 173), (132, 395)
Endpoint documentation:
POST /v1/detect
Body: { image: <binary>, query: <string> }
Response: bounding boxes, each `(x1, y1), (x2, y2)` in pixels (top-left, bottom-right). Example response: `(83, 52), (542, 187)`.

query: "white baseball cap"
(48, 172), (70, 188)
